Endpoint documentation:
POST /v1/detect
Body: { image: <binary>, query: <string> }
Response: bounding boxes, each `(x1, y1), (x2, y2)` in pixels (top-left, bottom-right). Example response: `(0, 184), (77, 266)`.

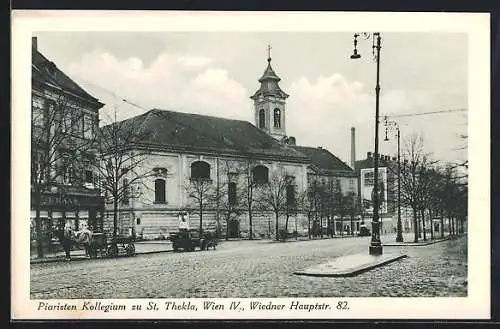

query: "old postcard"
(11, 10), (490, 320)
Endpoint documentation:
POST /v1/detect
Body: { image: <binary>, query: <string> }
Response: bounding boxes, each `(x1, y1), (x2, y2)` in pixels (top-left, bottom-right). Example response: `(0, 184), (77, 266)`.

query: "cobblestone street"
(30, 235), (467, 299)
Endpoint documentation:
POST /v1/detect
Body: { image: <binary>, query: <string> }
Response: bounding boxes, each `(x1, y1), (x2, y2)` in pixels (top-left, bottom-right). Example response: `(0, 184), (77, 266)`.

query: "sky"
(35, 31), (468, 166)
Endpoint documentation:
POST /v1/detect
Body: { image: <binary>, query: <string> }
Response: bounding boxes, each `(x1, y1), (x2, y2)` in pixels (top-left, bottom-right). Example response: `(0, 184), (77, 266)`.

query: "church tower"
(250, 46), (289, 140)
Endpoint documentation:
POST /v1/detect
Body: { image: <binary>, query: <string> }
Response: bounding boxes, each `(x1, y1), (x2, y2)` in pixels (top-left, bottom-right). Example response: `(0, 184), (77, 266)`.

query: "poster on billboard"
(178, 212), (190, 229)
(360, 167), (388, 215)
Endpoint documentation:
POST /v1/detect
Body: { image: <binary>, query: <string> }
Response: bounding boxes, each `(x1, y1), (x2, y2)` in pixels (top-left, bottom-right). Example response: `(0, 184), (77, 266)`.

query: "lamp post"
(384, 116), (403, 243)
(350, 32), (383, 255)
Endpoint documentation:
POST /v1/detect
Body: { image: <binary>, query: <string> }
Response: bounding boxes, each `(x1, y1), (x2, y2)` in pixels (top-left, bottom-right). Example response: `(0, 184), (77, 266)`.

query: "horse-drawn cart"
(87, 233), (136, 258)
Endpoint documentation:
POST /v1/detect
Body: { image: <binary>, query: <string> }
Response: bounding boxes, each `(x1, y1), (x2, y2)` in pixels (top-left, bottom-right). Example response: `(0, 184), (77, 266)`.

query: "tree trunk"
(285, 213), (289, 236)
(451, 216), (455, 236)
(340, 215), (344, 236)
(35, 198), (44, 258)
(413, 207), (419, 243)
(320, 214), (323, 238)
(225, 219), (229, 241)
(307, 213), (311, 239)
(248, 205), (253, 240)
(199, 202), (203, 235)
(331, 213), (336, 237)
(113, 199), (118, 239)
(350, 214), (354, 236)
(440, 209), (444, 239)
(429, 208), (434, 240)
(275, 212), (279, 241)
(421, 209), (427, 241)
(448, 212), (452, 236)
(326, 214), (330, 238)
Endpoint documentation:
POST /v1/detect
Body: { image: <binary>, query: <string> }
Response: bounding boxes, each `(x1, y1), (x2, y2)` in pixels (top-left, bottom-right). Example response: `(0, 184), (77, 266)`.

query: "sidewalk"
(30, 240), (173, 264)
(381, 233), (453, 246)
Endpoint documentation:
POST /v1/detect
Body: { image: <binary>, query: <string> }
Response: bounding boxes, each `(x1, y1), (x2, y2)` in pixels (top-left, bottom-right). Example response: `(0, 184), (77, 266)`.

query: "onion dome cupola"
(250, 45), (289, 140)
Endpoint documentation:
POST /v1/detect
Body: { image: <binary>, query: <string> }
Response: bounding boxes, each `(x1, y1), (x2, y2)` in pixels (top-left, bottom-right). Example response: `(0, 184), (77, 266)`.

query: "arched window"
(273, 108), (281, 128)
(253, 165), (269, 184)
(191, 161), (211, 180)
(259, 109), (266, 128)
(155, 179), (166, 203)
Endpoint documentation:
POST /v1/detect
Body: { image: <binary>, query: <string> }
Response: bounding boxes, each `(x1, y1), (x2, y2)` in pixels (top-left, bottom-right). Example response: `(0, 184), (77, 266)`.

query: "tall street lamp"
(350, 32), (383, 255)
(384, 116), (403, 243)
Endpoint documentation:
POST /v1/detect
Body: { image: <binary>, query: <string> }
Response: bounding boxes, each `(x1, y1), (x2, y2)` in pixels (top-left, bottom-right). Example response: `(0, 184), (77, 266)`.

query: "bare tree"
(215, 160), (244, 240)
(240, 160), (259, 240)
(31, 91), (98, 257)
(298, 179), (320, 239)
(93, 113), (153, 246)
(185, 177), (216, 235)
(257, 169), (294, 241)
(399, 133), (432, 243)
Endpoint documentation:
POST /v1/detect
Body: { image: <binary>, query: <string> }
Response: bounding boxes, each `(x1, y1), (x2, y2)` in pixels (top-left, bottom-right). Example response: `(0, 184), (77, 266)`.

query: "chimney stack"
(32, 36), (37, 50)
(350, 127), (356, 169)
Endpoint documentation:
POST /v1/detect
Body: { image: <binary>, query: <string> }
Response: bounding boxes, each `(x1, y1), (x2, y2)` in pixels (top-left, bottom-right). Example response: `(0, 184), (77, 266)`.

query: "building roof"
(292, 145), (354, 175)
(258, 59), (282, 82)
(32, 47), (103, 106)
(105, 109), (310, 162)
(354, 156), (395, 172)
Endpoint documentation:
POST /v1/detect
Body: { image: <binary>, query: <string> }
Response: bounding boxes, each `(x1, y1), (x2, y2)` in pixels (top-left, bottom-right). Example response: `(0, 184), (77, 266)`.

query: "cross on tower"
(267, 44), (272, 62)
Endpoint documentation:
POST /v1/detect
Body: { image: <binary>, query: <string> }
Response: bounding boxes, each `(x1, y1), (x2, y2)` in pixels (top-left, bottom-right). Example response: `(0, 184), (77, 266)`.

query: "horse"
(54, 227), (75, 260)
(74, 228), (93, 258)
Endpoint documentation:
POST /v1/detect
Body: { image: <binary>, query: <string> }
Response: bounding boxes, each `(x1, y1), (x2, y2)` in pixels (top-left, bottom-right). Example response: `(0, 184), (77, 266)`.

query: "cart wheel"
(125, 243), (135, 256)
(107, 244), (118, 257)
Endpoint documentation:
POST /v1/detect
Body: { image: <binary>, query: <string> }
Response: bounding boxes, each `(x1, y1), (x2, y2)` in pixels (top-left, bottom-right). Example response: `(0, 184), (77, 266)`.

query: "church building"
(103, 51), (357, 240)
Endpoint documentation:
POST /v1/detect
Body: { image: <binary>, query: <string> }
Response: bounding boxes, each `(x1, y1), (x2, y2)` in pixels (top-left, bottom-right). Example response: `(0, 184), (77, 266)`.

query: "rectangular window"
(228, 182), (237, 206)
(286, 184), (296, 207)
(32, 96), (45, 127)
(32, 150), (44, 183)
(122, 178), (129, 205)
(73, 115), (84, 137)
(85, 170), (93, 183)
(83, 114), (94, 139)
(61, 115), (72, 133)
(63, 164), (73, 185)
(155, 179), (166, 203)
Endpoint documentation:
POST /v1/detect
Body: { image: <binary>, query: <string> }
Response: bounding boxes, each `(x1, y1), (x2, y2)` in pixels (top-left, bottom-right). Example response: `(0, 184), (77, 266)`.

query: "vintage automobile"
(169, 229), (217, 252)
(358, 224), (371, 237)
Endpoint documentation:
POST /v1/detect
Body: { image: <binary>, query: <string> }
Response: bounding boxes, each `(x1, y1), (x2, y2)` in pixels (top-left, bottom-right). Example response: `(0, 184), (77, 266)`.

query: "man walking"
(62, 225), (74, 261)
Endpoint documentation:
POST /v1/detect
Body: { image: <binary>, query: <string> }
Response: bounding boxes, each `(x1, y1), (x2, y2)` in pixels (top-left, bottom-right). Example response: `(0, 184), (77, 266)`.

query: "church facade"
(103, 53), (357, 239)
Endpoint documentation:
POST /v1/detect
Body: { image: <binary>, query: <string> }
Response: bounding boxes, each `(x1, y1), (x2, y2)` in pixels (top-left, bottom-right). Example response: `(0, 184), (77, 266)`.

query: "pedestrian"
(62, 224), (74, 261)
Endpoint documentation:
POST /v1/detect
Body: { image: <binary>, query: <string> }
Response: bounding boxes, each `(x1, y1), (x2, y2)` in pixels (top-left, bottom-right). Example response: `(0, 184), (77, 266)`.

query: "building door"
(228, 219), (239, 238)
